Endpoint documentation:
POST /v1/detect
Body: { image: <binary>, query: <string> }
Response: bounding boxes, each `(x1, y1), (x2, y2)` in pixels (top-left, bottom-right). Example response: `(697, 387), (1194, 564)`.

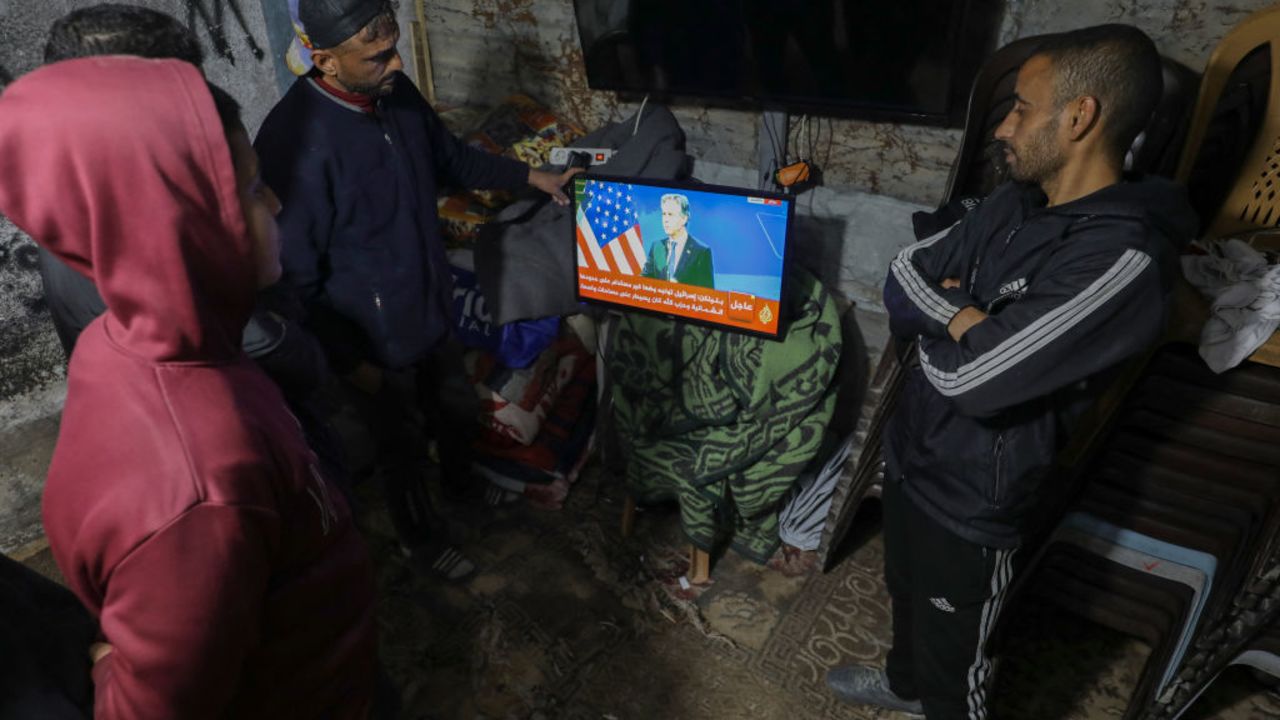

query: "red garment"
(313, 72), (377, 113)
(0, 57), (376, 718)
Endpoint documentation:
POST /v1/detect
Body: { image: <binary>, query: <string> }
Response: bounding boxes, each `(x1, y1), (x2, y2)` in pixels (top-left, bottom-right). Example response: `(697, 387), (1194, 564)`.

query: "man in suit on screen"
(643, 193), (715, 288)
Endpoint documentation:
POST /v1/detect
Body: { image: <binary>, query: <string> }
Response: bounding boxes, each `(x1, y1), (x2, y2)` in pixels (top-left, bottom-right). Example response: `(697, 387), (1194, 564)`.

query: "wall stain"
(0, 233), (40, 272)
(0, 220), (60, 402)
(184, 0), (265, 64)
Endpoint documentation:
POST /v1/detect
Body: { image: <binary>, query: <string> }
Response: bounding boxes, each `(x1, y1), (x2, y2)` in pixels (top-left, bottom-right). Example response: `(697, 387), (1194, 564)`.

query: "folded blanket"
(466, 331), (591, 444)
(474, 341), (597, 477)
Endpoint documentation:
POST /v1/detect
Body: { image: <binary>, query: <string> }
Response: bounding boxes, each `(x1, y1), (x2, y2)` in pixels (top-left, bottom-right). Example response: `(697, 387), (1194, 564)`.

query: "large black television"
(573, 0), (1004, 126)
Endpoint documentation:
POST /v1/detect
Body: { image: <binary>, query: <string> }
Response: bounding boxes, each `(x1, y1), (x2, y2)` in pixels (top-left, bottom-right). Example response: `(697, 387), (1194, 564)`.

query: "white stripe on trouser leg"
(970, 550), (1012, 719)
(966, 548), (1015, 720)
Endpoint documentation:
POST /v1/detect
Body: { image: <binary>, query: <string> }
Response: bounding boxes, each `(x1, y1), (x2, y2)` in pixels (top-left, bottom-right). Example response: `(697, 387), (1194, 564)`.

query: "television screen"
(574, 175), (794, 339)
(573, 0), (1002, 125)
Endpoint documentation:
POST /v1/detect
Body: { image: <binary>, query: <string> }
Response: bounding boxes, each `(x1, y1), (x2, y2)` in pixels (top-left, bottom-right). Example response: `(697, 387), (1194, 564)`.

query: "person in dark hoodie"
(826, 25), (1197, 719)
(256, 0), (582, 581)
(0, 57), (377, 717)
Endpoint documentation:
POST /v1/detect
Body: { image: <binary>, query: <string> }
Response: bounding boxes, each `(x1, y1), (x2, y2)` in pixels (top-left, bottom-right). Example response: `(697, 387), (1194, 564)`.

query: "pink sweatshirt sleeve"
(91, 504), (279, 719)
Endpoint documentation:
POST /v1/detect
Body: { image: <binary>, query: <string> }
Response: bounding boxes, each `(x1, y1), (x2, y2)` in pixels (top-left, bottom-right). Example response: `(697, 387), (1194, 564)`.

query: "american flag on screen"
(576, 181), (644, 275)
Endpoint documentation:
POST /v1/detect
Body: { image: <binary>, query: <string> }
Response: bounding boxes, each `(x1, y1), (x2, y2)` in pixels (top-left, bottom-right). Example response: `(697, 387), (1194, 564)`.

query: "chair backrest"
(942, 34), (1044, 204)
(1130, 59), (1203, 180)
(944, 35), (1199, 205)
(1176, 3), (1280, 239)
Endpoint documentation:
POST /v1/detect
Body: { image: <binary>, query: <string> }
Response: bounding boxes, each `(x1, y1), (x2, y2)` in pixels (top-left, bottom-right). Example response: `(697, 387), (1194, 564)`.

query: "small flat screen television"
(573, 0), (1002, 125)
(574, 175), (794, 339)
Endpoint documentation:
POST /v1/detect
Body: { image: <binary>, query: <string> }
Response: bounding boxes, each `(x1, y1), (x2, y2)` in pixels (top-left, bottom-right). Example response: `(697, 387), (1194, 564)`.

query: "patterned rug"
(363, 464), (1280, 720)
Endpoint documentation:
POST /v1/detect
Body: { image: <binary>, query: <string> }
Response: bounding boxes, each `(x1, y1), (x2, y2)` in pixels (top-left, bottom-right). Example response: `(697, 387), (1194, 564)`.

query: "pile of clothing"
(437, 94), (586, 249)
(464, 319), (598, 510)
(1183, 237), (1280, 372)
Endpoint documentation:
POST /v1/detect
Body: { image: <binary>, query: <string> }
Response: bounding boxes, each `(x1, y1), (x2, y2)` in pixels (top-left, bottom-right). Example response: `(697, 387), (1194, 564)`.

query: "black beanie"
(300, 0), (387, 50)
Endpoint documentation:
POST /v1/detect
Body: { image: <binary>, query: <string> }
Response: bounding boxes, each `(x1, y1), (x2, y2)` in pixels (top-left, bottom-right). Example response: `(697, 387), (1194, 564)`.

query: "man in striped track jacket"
(828, 24), (1197, 719)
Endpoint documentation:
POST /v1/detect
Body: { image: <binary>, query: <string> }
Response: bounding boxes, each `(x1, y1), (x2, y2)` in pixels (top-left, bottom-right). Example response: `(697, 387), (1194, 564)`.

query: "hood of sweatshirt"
(1031, 174), (1200, 250)
(0, 56), (253, 362)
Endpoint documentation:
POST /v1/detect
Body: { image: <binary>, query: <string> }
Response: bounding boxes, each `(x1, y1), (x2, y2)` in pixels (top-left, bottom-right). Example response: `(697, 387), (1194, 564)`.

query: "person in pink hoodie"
(0, 56), (377, 717)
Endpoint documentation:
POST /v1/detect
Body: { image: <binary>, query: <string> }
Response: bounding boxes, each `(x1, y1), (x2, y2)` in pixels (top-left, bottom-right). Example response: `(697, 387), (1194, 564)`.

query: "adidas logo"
(930, 597), (957, 613)
(997, 278), (1028, 296)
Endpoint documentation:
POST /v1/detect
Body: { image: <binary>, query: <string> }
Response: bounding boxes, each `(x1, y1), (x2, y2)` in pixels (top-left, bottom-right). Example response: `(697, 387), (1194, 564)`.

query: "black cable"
(808, 115), (817, 164)
(783, 113), (793, 163)
(763, 112), (784, 167)
(825, 117), (835, 170)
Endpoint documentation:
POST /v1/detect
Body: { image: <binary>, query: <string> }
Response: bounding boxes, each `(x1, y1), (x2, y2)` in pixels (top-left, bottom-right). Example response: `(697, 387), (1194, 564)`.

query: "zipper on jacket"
(1003, 222), (1022, 249)
(992, 433), (1005, 507)
(970, 219), (1024, 292)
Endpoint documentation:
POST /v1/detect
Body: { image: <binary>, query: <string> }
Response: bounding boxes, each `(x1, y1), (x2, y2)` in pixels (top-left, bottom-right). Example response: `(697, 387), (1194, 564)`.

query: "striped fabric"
(920, 249), (1152, 397)
(890, 225), (962, 325)
(966, 548), (1016, 720)
(576, 187), (645, 275)
(778, 432), (855, 551)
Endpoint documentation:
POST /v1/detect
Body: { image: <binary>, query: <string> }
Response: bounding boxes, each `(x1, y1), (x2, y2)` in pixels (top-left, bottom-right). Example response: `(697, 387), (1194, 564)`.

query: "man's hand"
(90, 642), (113, 665)
(948, 306), (988, 341)
(528, 167), (585, 206)
(346, 362), (384, 395)
(941, 277), (962, 289)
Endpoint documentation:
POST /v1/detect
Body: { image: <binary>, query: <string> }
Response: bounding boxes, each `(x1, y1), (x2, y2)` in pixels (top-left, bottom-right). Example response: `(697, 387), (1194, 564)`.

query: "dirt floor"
(18, 460), (1280, 719)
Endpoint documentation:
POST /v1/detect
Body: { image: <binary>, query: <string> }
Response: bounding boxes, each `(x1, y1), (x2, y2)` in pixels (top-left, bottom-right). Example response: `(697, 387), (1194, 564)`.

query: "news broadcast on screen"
(573, 176), (794, 339)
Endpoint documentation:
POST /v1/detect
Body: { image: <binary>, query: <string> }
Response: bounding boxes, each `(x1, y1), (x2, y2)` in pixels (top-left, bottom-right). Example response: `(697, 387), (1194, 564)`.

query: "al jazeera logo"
(758, 304), (774, 325)
(728, 292), (776, 327)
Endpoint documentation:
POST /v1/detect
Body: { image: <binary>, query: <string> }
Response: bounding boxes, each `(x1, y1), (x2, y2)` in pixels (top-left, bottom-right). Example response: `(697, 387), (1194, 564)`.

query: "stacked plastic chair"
(1016, 343), (1280, 718)
(1146, 555), (1280, 719)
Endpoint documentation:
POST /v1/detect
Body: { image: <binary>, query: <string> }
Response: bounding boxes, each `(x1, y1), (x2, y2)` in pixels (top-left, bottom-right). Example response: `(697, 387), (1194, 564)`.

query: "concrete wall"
(0, 0), (288, 551)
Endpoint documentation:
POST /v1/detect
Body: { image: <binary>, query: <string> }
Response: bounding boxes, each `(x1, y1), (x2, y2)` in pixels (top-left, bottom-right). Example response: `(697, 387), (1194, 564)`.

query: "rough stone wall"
(0, 0), (286, 551)
(1001, 0), (1272, 69)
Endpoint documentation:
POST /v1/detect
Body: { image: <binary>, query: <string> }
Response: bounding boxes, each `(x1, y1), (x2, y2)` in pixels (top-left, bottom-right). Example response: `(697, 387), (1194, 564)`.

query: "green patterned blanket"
(609, 268), (842, 562)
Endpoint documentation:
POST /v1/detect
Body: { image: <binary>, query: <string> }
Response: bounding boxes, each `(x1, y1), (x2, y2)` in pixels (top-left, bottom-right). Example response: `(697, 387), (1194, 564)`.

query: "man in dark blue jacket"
(255, 0), (580, 581)
(827, 25), (1197, 719)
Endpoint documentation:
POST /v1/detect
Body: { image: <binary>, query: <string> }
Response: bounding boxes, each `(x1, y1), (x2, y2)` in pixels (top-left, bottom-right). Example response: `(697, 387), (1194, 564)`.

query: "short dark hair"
(1034, 24), (1162, 159)
(206, 83), (243, 134)
(44, 4), (204, 66)
(343, 1), (399, 49)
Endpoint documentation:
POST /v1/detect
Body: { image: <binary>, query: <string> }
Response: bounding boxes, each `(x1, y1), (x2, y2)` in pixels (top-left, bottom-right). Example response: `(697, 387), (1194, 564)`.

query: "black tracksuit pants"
(882, 476), (1022, 719)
